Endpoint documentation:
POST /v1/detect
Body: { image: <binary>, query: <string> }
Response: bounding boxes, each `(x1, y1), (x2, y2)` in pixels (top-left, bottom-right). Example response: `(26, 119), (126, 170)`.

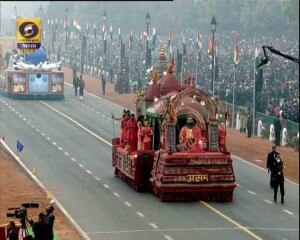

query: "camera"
(7, 203), (39, 219)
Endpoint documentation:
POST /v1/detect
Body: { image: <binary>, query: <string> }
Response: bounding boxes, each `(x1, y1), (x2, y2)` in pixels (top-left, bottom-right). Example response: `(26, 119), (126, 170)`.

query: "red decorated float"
(112, 55), (236, 201)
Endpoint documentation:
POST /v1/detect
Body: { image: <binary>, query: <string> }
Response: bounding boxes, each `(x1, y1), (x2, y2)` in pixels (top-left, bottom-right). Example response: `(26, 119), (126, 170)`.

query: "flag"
(167, 33), (171, 49)
(182, 35), (187, 56)
(110, 25), (113, 40)
(225, 104), (231, 121)
(73, 19), (81, 32)
(17, 140), (24, 153)
(143, 31), (149, 41)
(86, 23), (89, 35)
(152, 28), (156, 49)
(208, 38), (213, 54)
(129, 29), (133, 50)
(234, 32), (239, 64)
(94, 23), (96, 39)
(118, 28), (121, 43)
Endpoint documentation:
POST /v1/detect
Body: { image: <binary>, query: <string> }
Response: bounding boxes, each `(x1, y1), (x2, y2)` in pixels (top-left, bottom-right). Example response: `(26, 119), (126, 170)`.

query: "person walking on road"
(266, 146), (279, 188)
(73, 73), (79, 96)
(101, 74), (106, 95)
(246, 108), (252, 138)
(44, 205), (55, 240)
(273, 154), (285, 203)
(79, 75), (85, 100)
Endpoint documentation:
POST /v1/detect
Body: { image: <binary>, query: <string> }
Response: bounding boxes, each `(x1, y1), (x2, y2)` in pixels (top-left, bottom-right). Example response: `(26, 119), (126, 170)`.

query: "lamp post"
(65, 7), (68, 56)
(210, 15), (216, 97)
(145, 11), (150, 70)
(0, 2), (2, 36)
(103, 10), (107, 70)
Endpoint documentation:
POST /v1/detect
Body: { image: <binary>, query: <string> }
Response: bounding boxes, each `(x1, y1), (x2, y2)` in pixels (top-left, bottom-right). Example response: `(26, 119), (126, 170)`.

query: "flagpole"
(195, 52), (198, 88)
(232, 64), (236, 128)
(252, 37), (256, 136)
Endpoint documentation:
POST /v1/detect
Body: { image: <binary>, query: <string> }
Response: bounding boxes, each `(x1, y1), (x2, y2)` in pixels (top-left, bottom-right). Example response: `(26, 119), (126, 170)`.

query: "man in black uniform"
(44, 205), (55, 240)
(7, 221), (18, 240)
(266, 146), (279, 188)
(274, 115), (281, 147)
(246, 108), (252, 138)
(273, 154), (285, 203)
(79, 75), (85, 100)
(73, 73), (79, 96)
(101, 74), (106, 95)
(32, 213), (47, 240)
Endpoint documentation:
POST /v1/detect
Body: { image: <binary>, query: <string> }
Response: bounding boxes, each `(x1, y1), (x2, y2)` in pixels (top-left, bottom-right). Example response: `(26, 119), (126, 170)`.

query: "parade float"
(0, 47), (64, 100)
(112, 55), (236, 202)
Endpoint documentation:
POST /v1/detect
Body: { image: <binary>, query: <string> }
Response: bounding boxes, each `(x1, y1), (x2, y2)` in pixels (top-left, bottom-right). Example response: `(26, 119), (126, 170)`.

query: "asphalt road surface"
(0, 78), (298, 240)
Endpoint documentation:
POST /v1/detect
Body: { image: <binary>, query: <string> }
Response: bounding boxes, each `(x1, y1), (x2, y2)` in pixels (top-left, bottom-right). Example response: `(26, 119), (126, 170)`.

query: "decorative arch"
(171, 88), (217, 119)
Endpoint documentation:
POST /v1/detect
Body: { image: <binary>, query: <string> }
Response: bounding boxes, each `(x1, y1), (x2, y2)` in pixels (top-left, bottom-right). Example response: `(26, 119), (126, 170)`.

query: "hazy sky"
(1, 1), (49, 19)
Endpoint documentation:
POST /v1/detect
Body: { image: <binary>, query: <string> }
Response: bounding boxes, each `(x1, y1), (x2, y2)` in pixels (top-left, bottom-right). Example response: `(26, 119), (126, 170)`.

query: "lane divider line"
(40, 101), (112, 147)
(124, 201), (132, 207)
(247, 190), (256, 195)
(113, 192), (120, 197)
(103, 184), (110, 189)
(0, 139), (91, 240)
(283, 209), (294, 216)
(200, 201), (263, 240)
(150, 223), (158, 229)
(264, 199), (273, 205)
(164, 235), (174, 240)
(136, 212), (145, 218)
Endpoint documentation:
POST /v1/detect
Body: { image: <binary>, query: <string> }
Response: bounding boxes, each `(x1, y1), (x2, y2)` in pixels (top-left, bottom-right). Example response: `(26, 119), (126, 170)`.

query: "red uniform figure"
(120, 110), (131, 144)
(141, 120), (153, 150)
(126, 114), (138, 151)
(218, 123), (227, 152)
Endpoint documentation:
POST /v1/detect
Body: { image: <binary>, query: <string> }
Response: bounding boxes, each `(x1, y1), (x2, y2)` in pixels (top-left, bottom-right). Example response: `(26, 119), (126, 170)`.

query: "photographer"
(7, 221), (18, 240)
(44, 205), (55, 240)
(32, 213), (47, 240)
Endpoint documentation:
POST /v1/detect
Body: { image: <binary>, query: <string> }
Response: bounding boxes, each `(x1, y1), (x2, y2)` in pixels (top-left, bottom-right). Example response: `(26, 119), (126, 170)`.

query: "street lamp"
(210, 15), (217, 97)
(145, 11), (150, 70)
(65, 7), (69, 56)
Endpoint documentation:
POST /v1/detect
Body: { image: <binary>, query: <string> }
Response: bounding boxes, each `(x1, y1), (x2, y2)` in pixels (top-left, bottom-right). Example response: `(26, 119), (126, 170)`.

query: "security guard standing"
(273, 154), (285, 204)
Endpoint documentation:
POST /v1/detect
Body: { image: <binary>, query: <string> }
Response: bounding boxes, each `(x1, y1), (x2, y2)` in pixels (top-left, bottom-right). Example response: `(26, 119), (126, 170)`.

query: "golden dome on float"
(145, 70), (161, 101)
(159, 58), (181, 96)
(154, 44), (168, 80)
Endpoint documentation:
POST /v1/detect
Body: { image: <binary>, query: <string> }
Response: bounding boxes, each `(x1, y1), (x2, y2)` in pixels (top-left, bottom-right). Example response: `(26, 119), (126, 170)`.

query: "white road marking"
(9, 106), (12, 109)
(5, 103), (8, 106)
(255, 159), (263, 162)
(64, 152), (70, 156)
(26, 121), (30, 125)
(283, 209), (294, 215)
(101, 114), (106, 117)
(15, 111), (18, 114)
(264, 199), (273, 204)
(52, 142), (57, 145)
(103, 184), (110, 189)
(96, 112), (100, 114)
(22, 118), (26, 121)
(71, 158), (77, 162)
(86, 170), (92, 174)
(236, 183), (240, 186)
(79, 164), (84, 168)
(36, 129), (40, 132)
(19, 114), (22, 117)
(107, 117), (112, 120)
(31, 125), (35, 128)
(113, 192), (120, 197)
(94, 177), (100, 181)
(124, 201), (132, 207)
(150, 223), (158, 229)
(114, 121), (118, 124)
(136, 212), (145, 218)
(247, 190), (256, 195)
(46, 137), (51, 141)
(41, 133), (45, 136)
(164, 235), (174, 240)
(12, 109), (15, 111)
(58, 147), (63, 150)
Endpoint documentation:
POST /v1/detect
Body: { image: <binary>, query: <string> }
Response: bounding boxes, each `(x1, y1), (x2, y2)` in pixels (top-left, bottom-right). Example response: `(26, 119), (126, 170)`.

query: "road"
(0, 77), (299, 240)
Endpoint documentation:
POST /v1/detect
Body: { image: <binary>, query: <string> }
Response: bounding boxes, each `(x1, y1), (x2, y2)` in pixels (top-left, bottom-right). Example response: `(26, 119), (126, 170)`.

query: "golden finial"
(168, 58), (175, 74)
(153, 70), (159, 84)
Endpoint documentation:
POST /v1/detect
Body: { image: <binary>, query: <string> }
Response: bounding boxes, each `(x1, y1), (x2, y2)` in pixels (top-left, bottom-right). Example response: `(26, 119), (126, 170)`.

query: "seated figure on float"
(177, 116), (203, 152)
(140, 120), (153, 151)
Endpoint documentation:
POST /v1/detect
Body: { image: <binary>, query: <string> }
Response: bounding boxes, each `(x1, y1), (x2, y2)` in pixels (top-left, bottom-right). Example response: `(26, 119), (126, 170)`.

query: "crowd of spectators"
(43, 28), (299, 123)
